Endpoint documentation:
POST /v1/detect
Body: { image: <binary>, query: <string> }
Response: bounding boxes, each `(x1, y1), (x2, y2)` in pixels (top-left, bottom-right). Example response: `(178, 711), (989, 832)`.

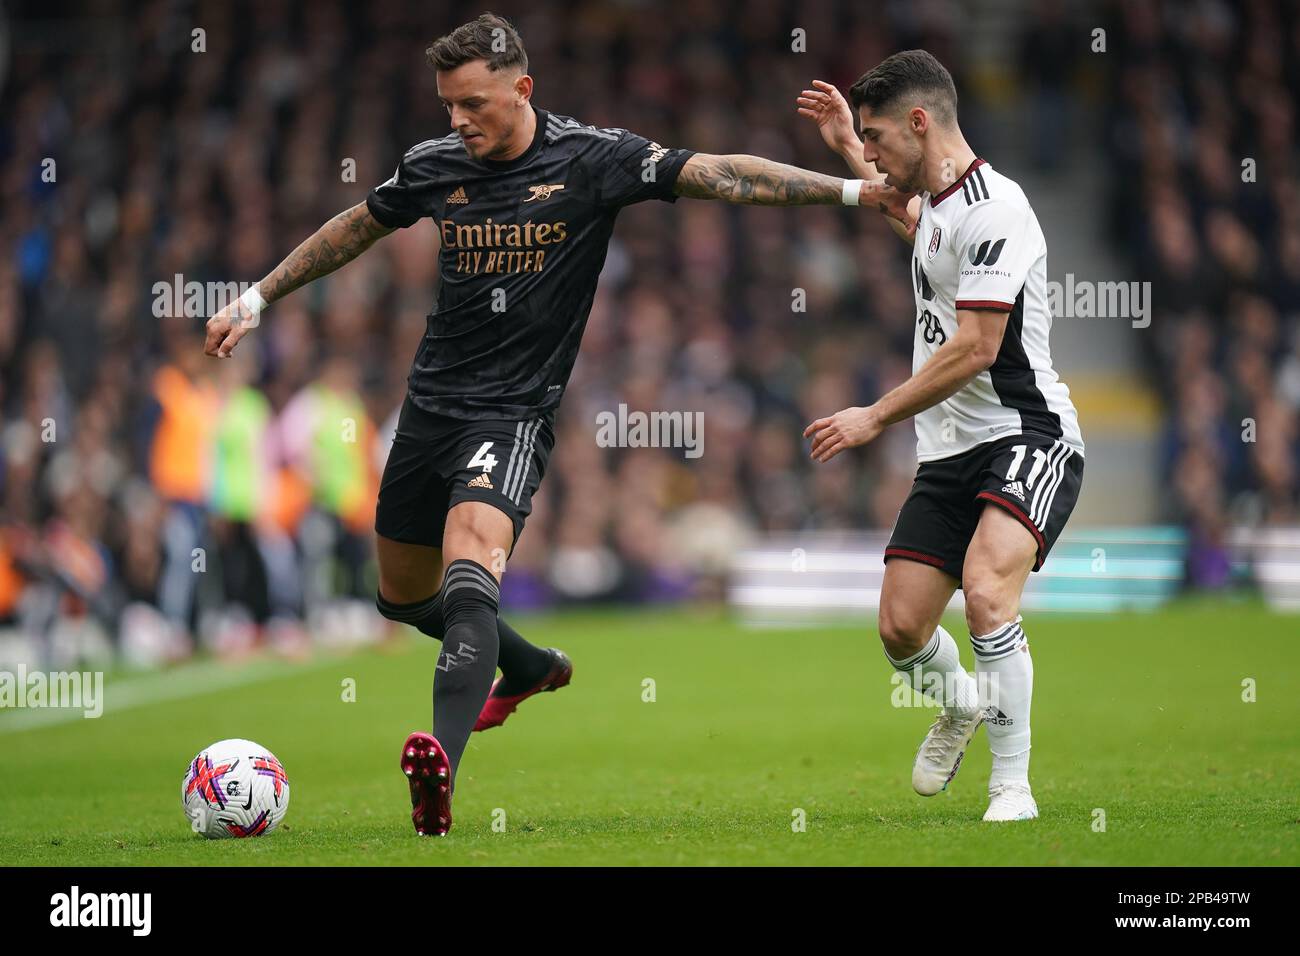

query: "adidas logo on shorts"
(1000, 480), (1026, 501)
(468, 473), (492, 490)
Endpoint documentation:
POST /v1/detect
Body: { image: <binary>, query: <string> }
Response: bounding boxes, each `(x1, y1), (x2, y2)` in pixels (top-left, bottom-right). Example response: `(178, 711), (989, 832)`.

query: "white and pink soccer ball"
(181, 738), (291, 839)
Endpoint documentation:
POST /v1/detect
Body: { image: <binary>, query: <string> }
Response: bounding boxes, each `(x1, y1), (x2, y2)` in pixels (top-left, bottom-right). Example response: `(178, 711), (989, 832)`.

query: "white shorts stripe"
(509, 419), (543, 503)
(500, 421), (527, 495)
(1031, 445), (1067, 527)
(1034, 447), (1066, 528)
(1037, 447), (1074, 530)
(1026, 442), (1061, 523)
(1027, 446), (1058, 527)
(1029, 442), (1068, 526)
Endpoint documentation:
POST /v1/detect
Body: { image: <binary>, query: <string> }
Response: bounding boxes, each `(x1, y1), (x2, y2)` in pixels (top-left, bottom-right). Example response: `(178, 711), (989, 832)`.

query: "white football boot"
(983, 783), (1038, 822)
(912, 709), (985, 796)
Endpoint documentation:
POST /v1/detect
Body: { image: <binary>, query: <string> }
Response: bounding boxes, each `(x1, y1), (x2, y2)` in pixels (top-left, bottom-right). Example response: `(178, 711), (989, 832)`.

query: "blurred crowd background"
(1104, 0), (1300, 587)
(0, 0), (1296, 667)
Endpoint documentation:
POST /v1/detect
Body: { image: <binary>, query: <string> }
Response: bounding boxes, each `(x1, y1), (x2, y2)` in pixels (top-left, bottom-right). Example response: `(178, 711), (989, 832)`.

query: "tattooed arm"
(674, 153), (845, 205)
(262, 203), (393, 303)
(674, 152), (917, 230)
(204, 202), (393, 358)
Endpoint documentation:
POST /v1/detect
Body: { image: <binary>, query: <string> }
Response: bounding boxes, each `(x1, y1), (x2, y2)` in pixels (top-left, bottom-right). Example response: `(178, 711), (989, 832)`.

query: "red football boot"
(473, 648), (572, 732)
(399, 731), (452, 836)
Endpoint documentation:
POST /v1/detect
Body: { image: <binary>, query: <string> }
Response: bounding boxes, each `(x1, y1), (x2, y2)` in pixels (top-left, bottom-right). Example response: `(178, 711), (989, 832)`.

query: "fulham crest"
(927, 226), (942, 259)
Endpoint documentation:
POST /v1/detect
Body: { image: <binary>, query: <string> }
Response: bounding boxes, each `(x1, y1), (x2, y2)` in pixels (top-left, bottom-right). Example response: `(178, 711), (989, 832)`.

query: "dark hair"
(426, 12), (528, 73)
(848, 50), (957, 126)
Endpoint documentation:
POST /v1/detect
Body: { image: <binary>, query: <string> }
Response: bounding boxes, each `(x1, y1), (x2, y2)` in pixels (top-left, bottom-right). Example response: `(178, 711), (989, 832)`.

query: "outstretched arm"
(204, 202), (393, 358)
(674, 152), (916, 230)
(674, 152), (849, 205)
(262, 202), (393, 303)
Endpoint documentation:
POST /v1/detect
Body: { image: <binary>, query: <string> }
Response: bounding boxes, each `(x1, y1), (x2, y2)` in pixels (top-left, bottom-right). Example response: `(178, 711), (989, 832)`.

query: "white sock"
(989, 749), (1030, 790)
(970, 616), (1033, 787)
(885, 625), (980, 718)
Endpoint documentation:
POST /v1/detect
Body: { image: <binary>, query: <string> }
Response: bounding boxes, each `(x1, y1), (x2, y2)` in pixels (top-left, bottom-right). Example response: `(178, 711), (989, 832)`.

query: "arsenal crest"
(927, 226), (942, 259)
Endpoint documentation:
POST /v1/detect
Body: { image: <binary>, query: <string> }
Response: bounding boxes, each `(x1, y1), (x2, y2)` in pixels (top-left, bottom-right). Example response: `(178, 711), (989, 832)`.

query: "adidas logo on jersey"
(447, 186), (469, 205)
(1001, 480), (1026, 501)
(467, 473), (493, 490)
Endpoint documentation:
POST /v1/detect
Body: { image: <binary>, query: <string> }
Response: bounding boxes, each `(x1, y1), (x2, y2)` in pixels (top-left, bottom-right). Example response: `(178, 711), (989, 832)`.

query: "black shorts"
(885, 433), (1084, 582)
(375, 396), (555, 553)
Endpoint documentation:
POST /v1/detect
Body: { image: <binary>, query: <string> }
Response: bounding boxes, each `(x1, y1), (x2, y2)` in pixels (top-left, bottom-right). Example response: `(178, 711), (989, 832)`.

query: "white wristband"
(841, 179), (864, 206)
(237, 285), (267, 327)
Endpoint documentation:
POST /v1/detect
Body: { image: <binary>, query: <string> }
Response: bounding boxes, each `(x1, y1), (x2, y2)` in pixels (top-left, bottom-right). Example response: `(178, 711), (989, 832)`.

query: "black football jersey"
(366, 108), (695, 420)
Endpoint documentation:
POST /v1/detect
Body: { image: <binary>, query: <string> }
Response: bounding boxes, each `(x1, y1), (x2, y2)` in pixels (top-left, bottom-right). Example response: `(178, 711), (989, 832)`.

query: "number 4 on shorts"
(468, 442), (498, 472)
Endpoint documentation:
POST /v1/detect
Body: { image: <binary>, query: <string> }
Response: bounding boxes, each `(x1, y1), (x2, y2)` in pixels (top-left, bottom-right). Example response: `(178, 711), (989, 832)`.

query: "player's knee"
(877, 603), (932, 659)
(963, 574), (1017, 636)
(444, 504), (512, 573)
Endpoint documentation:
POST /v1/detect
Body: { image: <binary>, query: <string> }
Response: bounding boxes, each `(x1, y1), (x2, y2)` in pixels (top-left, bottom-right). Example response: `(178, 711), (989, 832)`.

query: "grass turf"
(1, 603), (1297, 866)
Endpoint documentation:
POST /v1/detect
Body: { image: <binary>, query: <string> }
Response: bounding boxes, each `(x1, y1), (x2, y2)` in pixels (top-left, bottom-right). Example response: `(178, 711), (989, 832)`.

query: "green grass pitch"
(2, 604), (1297, 865)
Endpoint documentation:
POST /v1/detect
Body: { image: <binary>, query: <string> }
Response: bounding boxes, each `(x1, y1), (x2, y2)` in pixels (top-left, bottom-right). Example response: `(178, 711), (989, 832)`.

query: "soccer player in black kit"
(204, 12), (913, 836)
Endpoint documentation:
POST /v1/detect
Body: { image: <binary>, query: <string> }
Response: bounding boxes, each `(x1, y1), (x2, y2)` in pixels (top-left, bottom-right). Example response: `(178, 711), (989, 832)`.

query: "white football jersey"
(909, 159), (1083, 462)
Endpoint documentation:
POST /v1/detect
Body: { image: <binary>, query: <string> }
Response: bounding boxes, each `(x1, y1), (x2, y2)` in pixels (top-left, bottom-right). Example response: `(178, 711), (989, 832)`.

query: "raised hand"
(795, 80), (861, 157)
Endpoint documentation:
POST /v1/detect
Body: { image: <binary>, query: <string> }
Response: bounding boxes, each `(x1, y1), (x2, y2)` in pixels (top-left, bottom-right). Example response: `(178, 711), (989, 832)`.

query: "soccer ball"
(181, 738), (290, 839)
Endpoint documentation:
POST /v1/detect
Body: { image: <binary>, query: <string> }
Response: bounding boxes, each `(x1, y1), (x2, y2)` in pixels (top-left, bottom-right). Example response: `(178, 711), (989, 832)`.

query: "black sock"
(494, 618), (553, 696)
(431, 560), (501, 779)
(376, 589), (552, 694)
(376, 589), (444, 637)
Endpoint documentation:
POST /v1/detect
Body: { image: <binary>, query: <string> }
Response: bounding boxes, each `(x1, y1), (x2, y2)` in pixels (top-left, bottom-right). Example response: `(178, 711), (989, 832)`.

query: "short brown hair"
(848, 50), (957, 126)
(426, 12), (528, 73)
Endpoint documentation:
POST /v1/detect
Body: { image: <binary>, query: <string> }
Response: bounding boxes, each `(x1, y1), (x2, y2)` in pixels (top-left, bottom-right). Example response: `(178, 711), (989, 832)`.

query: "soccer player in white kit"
(798, 51), (1084, 821)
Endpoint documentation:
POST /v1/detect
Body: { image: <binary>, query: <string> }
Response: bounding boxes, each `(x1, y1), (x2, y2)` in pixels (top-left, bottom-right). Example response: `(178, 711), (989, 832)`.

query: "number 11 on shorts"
(1005, 444), (1047, 488)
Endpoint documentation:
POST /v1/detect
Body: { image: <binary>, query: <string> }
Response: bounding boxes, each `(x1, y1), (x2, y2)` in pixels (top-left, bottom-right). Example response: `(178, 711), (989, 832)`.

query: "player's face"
(858, 106), (924, 193)
(437, 61), (528, 160)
